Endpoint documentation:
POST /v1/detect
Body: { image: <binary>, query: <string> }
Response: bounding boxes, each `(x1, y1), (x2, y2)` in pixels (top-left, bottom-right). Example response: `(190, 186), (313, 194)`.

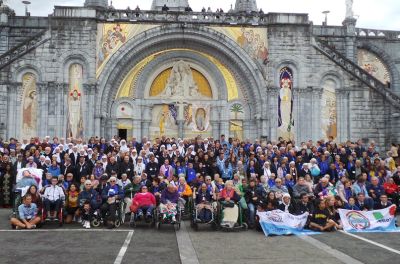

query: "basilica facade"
(0, 0), (399, 148)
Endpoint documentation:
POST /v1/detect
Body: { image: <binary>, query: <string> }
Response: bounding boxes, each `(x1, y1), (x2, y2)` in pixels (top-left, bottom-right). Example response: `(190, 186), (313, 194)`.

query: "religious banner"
(321, 79), (337, 140)
(339, 206), (397, 232)
(257, 210), (309, 236)
(67, 64), (84, 139)
(21, 73), (37, 139)
(278, 67), (294, 141)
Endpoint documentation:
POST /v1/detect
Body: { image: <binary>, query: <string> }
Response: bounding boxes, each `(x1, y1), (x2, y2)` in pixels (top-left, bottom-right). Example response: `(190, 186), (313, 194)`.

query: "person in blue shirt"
(186, 163), (197, 185)
(47, 160), (61, 177)
(10, 194), (41, 229)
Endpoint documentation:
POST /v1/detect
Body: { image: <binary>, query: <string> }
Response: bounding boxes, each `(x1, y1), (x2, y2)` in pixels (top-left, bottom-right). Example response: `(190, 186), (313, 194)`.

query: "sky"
(7, 0), (400, 30)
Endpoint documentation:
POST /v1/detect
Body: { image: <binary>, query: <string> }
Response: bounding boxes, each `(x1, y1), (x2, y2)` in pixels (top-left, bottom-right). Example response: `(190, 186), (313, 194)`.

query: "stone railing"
(313, 38), (400, 110)
(0, 29), (50, 70)
(93, 9), (309, 26)
(355, 28), (400, 40)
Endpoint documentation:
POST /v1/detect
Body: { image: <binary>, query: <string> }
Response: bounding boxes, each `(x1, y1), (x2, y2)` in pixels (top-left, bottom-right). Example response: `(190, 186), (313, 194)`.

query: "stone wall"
(0, 10), (399, 150)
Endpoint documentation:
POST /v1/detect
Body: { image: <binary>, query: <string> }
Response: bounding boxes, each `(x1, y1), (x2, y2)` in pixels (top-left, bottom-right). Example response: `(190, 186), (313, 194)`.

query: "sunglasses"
(110, 180), (116, 182)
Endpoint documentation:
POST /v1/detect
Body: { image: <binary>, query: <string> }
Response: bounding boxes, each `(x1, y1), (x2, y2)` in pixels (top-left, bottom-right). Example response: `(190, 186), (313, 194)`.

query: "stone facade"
(0, 1), (399, 150)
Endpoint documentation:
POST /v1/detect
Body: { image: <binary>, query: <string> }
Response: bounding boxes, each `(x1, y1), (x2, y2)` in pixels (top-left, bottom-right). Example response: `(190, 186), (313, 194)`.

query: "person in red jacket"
(131, 185), (156, 222)
(383, 178), (399, 207)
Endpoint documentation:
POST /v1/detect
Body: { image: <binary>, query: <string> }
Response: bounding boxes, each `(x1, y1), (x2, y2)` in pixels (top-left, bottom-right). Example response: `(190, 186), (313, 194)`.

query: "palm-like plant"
(230, 103), (244, 120)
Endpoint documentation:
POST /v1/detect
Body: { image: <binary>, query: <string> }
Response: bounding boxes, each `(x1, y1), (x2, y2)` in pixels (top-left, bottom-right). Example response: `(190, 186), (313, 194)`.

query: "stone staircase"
(0, 29), (50, 71)
(313, 37), (400, 111)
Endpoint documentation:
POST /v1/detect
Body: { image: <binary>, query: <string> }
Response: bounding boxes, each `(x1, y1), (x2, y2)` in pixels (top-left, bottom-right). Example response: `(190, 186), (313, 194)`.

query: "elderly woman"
(160, 183), (180, 223)
(218, 180), (241, 228)
(195, 183), (213, 222)
(131, 185), (156, 222)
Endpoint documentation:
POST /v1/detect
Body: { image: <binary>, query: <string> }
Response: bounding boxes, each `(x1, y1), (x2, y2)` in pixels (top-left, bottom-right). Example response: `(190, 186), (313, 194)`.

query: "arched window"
(21, 73), (37, 139)
(67, 64), (84, 138)
(278, 67), (294, 141)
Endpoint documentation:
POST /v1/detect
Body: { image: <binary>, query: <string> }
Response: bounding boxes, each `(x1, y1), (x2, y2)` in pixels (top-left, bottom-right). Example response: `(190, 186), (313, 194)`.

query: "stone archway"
(96, 24), (266, 139)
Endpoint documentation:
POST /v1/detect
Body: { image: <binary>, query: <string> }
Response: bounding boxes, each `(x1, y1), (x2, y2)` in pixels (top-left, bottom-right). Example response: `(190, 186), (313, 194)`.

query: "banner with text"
(257, 210), (309, 236)
(339, 205), (397, 232)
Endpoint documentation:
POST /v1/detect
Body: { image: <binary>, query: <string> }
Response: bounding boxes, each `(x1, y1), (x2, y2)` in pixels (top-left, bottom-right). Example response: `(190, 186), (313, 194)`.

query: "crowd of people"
(0, 135), (399, 231)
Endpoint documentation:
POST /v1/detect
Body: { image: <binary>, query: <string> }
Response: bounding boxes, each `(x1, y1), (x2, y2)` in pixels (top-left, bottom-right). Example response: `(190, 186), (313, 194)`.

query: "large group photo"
(1, 0), (400, 263)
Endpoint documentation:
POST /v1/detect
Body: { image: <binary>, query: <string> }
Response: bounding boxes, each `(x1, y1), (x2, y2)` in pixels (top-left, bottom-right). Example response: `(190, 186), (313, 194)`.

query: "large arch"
(96, 24), (266, 122)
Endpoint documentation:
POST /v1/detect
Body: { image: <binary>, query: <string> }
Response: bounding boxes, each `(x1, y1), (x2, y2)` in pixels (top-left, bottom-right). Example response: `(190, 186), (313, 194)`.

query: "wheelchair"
(92, 200), (125, 228)
(178, 196), (194, 221)
(217, 200), (248, 231)
(190, 199), (218, 231)
(154, 203), (182, 230)
(129, 206), (156, 228)
(41, 199), (64, 227)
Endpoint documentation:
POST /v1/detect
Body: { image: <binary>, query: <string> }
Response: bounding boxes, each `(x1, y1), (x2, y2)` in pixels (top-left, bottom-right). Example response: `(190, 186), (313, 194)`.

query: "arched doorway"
(96, 24), (266, 140)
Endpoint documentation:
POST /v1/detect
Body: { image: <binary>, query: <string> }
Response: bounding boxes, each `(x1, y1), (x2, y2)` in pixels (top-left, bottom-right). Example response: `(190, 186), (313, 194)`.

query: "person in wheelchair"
(160, 183), (180, 223)
(78, 180), (100, 229)
(101, 176), (124, 228)
(195, 183), (213, 223)
(177, 176), (192, 209)
(10, 194), (41, 229)
(218, 180), (241, 228)
(131, 185), (156, 222)
(43, 176), (65, 221)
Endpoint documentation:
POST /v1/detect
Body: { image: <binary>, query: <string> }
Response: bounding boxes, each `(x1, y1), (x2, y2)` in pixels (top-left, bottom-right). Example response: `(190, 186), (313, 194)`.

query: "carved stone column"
(311, 87), (324, 141)
(336, 89), (351, 142)
(266, 87), (279, 141)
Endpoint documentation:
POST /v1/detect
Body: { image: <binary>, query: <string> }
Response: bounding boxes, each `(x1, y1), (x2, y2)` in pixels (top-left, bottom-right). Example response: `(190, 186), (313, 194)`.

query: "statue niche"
(151, 60), (211, 100)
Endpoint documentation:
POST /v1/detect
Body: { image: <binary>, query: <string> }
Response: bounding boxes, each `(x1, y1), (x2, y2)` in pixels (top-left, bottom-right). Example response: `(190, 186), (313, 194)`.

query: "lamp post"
(22, 0), (31, 16)
(322, 10), (330, 26)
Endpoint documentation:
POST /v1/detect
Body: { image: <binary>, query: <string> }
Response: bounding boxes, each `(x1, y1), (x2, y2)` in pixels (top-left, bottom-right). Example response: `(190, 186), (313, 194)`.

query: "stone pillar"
(0, 83), (8, 139)
(6, 84), (17, 138)
(210, 105), (221, 140)
(219, 103), (229, 137)
(141, 104), (152, 138)
(342, 18), (357, 62)
(266, 87), (279, 141)
(177, 120), (184, 139)
(336, 89), (351, 142)
(37, 82), (49, 138)
(310, 87), (323, 141)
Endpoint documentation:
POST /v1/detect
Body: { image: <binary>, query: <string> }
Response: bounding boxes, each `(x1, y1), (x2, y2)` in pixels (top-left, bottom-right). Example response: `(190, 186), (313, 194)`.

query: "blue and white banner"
(257, 210), (309, 236)
(339, 205), (397, 232)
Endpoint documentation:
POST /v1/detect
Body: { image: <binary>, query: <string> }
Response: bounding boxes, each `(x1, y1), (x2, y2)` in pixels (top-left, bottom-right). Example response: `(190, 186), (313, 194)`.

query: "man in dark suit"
(13, 154), (26, 174)
(355, 193), (374, 211)
(374, 194), (393, 210)
(61, 158), (75, 177)
(75, 155), (90, 181)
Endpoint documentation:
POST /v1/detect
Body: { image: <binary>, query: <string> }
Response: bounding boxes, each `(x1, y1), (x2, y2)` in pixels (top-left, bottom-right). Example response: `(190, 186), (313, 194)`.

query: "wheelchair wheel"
(242, 222), (248, 230)
(115, 219), (121, 228)
(91, 219), (101, 227)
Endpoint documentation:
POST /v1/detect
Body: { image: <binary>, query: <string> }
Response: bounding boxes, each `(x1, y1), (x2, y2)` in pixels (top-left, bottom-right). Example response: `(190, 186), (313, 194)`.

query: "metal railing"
(313, 38), (400, 110)
(0, 29), (50, 71)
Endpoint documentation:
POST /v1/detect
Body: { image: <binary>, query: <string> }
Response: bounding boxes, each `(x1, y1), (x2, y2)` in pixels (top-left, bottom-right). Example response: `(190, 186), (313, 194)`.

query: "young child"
(344, 196), (360, 210)
(81, 200), (92, 229)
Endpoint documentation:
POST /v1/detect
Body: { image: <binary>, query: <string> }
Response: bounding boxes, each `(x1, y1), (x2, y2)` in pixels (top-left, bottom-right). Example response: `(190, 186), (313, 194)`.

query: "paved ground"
(0, 209), (399, 264)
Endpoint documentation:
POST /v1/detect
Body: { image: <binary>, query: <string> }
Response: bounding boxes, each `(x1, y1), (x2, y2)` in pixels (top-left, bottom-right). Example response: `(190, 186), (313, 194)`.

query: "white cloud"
(7, 0), (400, 30)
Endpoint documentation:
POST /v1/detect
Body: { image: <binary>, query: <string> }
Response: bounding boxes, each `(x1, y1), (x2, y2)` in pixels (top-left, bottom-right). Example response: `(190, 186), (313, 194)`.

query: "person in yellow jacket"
(177, 176), (193, 211)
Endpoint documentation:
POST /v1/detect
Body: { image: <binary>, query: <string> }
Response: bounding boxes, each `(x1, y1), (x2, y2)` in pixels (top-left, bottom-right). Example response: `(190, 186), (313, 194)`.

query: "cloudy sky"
(7, 0), (400, 30)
